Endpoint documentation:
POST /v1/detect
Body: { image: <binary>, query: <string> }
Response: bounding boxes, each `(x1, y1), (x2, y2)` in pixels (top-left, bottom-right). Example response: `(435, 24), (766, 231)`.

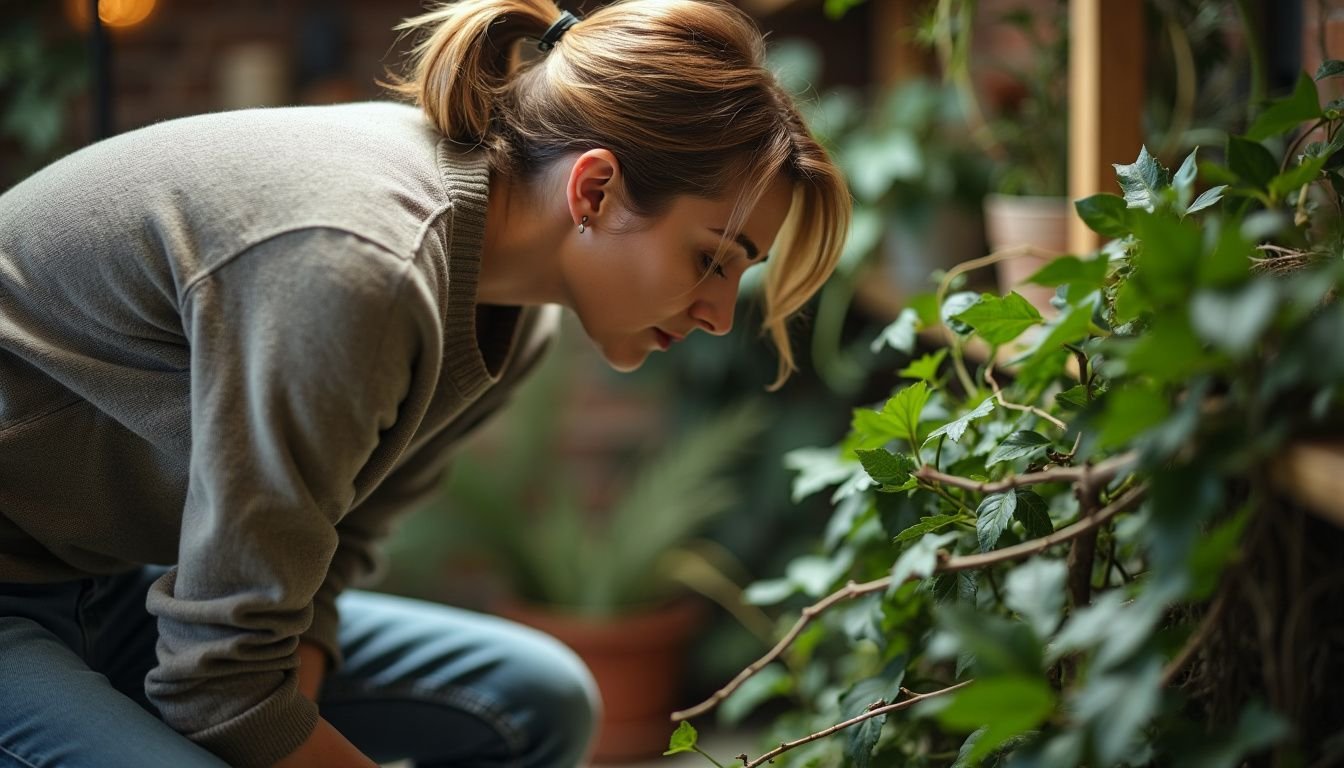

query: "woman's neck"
(477, 172), (571, 307)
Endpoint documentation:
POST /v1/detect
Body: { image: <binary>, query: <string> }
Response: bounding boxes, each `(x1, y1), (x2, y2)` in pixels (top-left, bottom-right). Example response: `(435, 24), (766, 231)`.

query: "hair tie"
(537, 10), (581, 51)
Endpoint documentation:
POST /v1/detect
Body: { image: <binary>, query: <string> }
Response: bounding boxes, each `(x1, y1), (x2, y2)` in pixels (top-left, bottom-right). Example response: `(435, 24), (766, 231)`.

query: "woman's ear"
(565, 148), (622, 229)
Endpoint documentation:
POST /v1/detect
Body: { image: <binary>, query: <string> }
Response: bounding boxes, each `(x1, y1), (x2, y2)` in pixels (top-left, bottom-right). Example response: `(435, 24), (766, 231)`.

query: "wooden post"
(872, 0), (931, 90)
(1068, 0), (1145, 255)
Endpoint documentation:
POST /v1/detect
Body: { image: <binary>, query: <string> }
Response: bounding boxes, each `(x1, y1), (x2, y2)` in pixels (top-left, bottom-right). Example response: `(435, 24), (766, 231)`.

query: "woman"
(0, 0), (848, 766)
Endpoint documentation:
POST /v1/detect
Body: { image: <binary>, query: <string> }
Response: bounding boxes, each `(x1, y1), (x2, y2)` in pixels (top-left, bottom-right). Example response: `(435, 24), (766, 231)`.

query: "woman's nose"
(689, 281), (737, 336)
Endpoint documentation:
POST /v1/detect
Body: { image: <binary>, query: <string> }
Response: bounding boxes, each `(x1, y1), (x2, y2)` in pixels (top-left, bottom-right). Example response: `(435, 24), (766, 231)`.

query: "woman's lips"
(654, 328), (682, 350)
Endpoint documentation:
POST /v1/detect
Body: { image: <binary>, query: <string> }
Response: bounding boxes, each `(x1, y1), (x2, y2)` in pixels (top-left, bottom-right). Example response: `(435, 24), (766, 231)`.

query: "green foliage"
(681, 64), (1344, 767)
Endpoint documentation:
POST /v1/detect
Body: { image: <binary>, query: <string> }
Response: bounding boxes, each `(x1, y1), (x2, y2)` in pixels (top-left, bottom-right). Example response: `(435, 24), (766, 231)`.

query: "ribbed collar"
(435, 144), (521, 401)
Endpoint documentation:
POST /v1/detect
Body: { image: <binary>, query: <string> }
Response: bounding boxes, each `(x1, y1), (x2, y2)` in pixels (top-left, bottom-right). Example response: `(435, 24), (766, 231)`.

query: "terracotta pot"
(497, 598), (706, 763)
(983, 193), (1071, 315)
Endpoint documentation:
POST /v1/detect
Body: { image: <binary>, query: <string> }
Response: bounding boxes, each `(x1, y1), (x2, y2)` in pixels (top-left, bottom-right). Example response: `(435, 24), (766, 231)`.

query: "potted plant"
(387, 332), (767, 762)
(923, 0), (1070, 313)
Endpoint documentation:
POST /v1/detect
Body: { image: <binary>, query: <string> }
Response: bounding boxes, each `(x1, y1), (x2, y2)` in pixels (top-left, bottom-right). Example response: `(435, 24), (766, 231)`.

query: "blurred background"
(1, 0), (1334, 762)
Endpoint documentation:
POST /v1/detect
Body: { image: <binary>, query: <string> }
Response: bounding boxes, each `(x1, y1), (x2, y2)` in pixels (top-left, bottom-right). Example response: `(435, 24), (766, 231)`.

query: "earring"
(578, 215), (588, 234)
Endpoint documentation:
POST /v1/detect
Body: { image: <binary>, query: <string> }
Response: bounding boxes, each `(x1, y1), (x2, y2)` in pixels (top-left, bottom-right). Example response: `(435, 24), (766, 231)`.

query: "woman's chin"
(598, 343), (649, 373)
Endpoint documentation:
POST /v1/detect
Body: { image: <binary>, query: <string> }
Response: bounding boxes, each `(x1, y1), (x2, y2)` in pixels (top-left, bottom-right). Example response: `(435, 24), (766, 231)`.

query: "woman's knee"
(497, 626), (601, 766)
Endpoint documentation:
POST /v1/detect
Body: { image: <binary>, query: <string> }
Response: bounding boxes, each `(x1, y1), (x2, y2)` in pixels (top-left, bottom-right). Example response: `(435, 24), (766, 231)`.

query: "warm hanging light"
(66, 0), (158, 29)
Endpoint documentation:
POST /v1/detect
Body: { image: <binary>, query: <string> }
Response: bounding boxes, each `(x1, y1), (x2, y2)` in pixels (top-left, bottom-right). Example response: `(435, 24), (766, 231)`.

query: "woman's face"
(560, 172), (794, 372)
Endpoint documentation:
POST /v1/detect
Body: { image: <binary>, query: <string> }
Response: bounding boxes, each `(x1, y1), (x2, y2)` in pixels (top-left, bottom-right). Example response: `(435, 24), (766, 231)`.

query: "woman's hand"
(270, 641), (378, 767)
(271, 717), (379, 768)
(295, 640), (328, 702)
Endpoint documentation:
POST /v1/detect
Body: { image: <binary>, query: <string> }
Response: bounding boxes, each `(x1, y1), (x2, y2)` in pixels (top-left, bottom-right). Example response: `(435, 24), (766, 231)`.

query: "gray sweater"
(0, 101), (555, 766)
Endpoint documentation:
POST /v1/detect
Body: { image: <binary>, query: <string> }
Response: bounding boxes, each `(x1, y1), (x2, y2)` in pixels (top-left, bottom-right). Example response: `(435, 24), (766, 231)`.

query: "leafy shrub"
(670, 64), (1344, 768)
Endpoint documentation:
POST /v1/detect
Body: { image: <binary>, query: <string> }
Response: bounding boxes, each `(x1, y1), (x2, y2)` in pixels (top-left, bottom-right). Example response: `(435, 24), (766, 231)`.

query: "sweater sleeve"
(144, 228), (422, 768)
(301, 303), (562, 666)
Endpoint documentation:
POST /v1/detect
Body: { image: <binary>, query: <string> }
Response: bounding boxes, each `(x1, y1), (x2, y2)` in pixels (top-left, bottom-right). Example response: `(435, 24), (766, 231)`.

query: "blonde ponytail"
(391, 0), (851, 387)
(388, 0), (557, 148)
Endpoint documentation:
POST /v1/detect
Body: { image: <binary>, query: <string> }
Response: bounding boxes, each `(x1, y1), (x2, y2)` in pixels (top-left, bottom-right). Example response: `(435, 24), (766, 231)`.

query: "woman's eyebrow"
(709, 228), (761, 261)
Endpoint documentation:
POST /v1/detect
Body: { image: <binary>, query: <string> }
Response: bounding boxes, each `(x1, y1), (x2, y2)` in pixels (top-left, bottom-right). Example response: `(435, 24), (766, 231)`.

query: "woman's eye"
(700, 253), (727, 278)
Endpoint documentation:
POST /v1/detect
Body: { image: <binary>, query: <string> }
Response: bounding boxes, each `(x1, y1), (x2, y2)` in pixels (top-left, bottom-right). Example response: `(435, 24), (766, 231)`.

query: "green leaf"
(1189, 280), (1279, 357)
(1050, 589), (1127, 658)
(1316, 59), (1344, 80)
(1268, 152), (1329, 199)
(951, 728), (990, 768)
(1246, 71), (1322, 141)
(1054, 384), (1091, 410)
(1113, 145), (1169, 211)
(890, 531), (958, 590)
(1005, 558), (1068, 638)
(871, 307), (920, 354)
(1172, 148), (1199, 210)
(953, 292), (1044, 345)
(933, 676), (1056, 764)
(900, 348), (948, 382)
(1098, 386), (1170, 449)
(856, 448), (916, 486)
(910, 291), (942, 327)
(1014, 490), (1053, 540)
(784, 447), (855, 502)
(1185, 184), (1227, 215)
(934, 604), (1046, 676)
(1020, 297), (1095, 365)
(883, 380), (932, 446)
(1025, 255), (1110, 292)
(942, 291), (982, 336)
(1072, 658), (1163, 765)
(894, 514), (963, 544)
(1074, 194), (1131, 237)
(786, 553), (853, 597)
(987, 431), (1052, 467)
(925, 397), (996, 447)
(742, 577), (796, 606)
(1226, 135), (1280, 189)
(664, 721), (699, 755)
(976, 492), (1017, 552)
(841, 664), (907, 768)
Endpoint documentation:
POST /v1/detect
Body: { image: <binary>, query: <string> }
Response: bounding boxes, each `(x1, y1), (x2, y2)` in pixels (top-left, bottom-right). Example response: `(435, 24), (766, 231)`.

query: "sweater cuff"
(301, 585), (344, 670)
(189, 672), (319, 768)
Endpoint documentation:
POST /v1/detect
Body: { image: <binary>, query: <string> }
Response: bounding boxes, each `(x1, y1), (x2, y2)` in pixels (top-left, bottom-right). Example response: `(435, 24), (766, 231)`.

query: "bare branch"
(739, 681), (974, 768)
(986, 362), (1068, 431)
(670, 577), (891, 721)
(674, 485), (1148, 721)
(916, 451), (1139, 495)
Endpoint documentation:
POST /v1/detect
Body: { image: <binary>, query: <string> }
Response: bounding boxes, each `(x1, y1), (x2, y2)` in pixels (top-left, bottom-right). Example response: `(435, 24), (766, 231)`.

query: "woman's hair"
(389, 0), (850, 387)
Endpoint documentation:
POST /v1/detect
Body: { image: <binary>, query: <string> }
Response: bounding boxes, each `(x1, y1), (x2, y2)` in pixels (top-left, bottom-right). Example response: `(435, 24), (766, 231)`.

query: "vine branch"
(673, 484), (1148, 721)
(735, 681), (974, 768)
(985, 362), (1068, 431)
(915, 451), (1138, 495)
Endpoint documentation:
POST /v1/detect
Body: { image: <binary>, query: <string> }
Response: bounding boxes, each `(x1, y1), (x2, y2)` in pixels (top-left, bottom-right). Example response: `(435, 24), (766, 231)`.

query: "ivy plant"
(668, 63), (1344, 767)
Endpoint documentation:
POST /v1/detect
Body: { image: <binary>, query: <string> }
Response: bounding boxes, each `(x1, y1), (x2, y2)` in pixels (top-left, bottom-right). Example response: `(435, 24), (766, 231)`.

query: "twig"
(985, 362), (1068, 431)
(737, 681), (974, 768)
(916, 452), (1139, 495)
(673, 485), (1148, 721)
(671, 577), (892, 721)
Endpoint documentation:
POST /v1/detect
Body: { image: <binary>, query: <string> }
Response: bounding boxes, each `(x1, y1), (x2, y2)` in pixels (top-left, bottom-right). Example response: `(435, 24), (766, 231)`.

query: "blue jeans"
(0, 567), (599, 767)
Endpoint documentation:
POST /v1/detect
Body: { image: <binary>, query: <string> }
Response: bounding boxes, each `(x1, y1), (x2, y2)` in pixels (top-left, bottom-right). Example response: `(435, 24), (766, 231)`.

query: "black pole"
(89, 0), (113, 140)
